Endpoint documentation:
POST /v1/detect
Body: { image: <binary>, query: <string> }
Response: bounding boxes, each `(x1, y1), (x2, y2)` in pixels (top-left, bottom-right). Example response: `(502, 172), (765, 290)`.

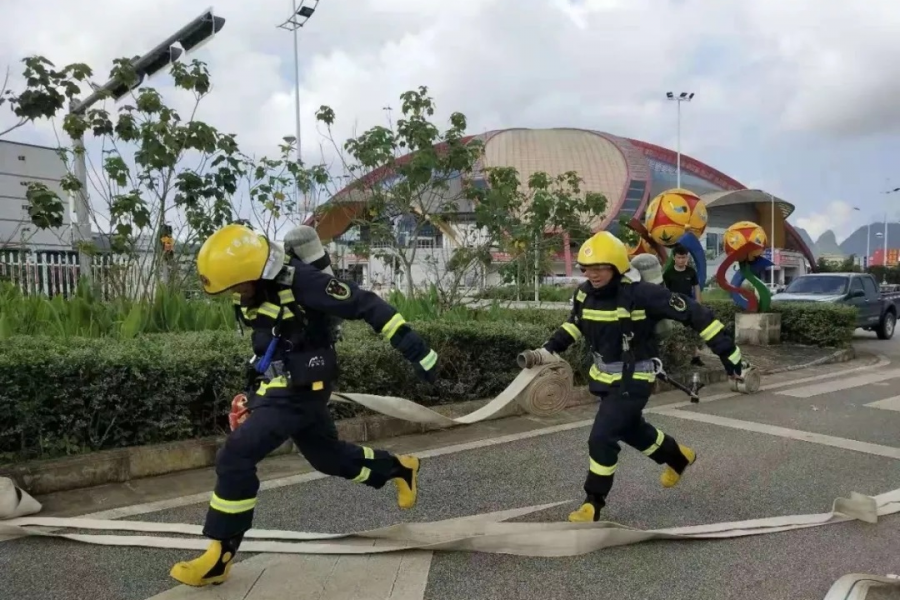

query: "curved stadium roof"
(309, 127), (815, 267)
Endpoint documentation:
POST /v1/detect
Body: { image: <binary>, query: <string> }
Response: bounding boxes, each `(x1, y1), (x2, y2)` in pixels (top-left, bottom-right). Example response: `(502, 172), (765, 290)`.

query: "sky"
(2, 0), (900, 244)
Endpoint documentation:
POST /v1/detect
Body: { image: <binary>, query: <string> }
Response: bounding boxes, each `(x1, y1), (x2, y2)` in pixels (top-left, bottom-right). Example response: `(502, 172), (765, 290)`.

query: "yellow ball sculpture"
(626, 236), (656, 258)
(643, 188), (708, 246)
(724, 221), (768, 259)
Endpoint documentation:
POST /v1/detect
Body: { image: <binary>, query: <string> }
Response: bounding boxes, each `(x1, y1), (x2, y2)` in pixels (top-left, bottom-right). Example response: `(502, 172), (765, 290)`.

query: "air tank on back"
(283, 225), (343, 340)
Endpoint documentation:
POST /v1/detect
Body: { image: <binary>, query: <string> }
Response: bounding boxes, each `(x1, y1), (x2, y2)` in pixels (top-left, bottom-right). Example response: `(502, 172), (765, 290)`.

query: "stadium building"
(309, 128), (815, 291)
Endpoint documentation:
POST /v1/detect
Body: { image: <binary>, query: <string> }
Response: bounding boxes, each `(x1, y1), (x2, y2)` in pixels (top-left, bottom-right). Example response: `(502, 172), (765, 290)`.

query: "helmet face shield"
(261, 241), (286, 281)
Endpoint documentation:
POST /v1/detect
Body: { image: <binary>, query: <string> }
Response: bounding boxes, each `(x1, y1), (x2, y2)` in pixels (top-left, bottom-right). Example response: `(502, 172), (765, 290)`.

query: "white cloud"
(1, 0), (899, 236)
(796, 201), (860, 242)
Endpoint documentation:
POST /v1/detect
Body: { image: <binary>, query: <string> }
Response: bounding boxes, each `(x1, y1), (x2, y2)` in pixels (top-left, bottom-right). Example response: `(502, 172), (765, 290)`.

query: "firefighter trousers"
(203, 394), (404, 541)
(584, 386), (689, 503)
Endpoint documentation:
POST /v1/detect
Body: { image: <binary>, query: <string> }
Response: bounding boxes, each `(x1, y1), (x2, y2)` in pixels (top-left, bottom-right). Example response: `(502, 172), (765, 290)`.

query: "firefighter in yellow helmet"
(537, 231), (742, 522)
(170, 222), (438, 588)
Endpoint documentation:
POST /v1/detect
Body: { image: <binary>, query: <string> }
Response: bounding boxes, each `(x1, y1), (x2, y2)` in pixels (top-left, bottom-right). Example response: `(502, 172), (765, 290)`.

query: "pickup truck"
(771, 272), (900, 340)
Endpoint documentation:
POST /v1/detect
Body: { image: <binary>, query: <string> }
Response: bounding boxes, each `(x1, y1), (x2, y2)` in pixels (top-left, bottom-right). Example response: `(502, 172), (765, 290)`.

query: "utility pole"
(68, 9), (226, 285)
(277, 0), (319, 219)
(666, 91), (694, 188)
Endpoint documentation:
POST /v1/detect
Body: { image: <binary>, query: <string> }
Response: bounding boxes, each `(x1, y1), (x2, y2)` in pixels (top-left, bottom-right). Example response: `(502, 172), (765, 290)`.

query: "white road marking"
(653, 409), (900, 460)
(775, 369), (900, 399)
(79, 419), (597, 521)
(865, 395), (900, 412)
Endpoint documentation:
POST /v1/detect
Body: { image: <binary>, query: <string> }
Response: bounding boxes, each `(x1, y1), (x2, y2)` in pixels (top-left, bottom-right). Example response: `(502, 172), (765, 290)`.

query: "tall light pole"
(277, 0), (319, 217)
(854, 206), (872, 269)
(883, 185), (900, 275)
(768, 192), (776, 286)
(68, 9), (226, 284)
(666, 91), (694, 188)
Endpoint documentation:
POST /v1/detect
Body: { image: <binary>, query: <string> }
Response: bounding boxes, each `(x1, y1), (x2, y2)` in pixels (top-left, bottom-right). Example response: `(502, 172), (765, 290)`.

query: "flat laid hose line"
(3, 473), (900, 557)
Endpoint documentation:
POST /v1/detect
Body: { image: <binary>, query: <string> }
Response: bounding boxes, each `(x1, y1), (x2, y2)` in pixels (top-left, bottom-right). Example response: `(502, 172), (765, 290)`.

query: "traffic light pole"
(69, 8), (225, 285)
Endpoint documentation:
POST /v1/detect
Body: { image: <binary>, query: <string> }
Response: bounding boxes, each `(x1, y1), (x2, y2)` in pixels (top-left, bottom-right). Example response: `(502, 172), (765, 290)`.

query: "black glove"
(720, 354), (743, 378)
(415, 357), (438, 384)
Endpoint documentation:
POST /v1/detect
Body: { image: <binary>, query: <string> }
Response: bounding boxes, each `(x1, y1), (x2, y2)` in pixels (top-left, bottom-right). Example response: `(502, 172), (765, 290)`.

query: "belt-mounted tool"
(649, 358), (705, 403)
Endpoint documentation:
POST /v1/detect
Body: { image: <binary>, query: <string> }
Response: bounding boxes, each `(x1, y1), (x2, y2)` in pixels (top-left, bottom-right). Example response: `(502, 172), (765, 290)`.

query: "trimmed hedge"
(0, 300), (856, 462)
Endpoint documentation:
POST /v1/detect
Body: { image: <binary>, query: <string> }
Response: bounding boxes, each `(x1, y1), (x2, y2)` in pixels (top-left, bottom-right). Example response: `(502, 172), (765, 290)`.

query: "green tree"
(467, 168), (608, 301)
(311, 86), (485, 298)
(1, 54), (328, 298)
(1, 57), (92, 249)
(616, 216), (640, 247)
(0, 56), (91, 139)
(235, 138), (329, 241)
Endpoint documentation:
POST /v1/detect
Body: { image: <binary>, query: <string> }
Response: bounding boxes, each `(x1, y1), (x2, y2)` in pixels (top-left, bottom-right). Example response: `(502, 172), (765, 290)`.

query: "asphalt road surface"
(2, 328), (900, 600)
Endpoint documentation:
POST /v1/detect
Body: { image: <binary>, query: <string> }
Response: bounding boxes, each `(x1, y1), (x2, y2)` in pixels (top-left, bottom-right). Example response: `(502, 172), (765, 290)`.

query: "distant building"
(0, 140), (74, 251)
(819, 253), (848, 266)
(870, 247), (900, 267)
(306, 128), (817, 291)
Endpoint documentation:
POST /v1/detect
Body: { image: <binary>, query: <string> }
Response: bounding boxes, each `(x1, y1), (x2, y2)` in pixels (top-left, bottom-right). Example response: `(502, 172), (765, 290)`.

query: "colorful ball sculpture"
(716, 219), (774, 313)
(643, 188), (708, 247)
(626, 236), (655, 258)
(724, 221), (768, 259)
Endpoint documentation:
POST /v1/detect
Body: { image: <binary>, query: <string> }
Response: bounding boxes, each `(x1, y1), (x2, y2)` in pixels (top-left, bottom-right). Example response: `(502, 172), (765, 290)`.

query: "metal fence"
(0, 250), (157, 299)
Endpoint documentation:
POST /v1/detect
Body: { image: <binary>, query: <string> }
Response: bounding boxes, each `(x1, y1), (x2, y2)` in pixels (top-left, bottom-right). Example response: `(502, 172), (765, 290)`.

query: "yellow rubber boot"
(393, 455), (420, 509)
(567, 503), (599, 523)
(169, 540), (236, 587)
(661, 444), (696, 488)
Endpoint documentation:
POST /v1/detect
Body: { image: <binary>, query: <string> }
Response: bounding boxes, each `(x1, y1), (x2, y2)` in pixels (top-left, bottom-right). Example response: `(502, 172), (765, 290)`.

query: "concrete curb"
(0, 348), (858, 497)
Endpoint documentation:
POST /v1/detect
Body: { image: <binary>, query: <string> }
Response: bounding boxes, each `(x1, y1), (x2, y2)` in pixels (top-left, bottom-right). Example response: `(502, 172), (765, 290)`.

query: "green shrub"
(0, 297), (854, 462)
(0, 320), (595, 462)
(476, 284), (576, 302)
(770, 301), (857, 347)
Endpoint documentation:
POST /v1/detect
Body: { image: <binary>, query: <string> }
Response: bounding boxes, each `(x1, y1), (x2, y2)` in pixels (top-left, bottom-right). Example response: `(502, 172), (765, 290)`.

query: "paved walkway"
(2, 335), (899, 600)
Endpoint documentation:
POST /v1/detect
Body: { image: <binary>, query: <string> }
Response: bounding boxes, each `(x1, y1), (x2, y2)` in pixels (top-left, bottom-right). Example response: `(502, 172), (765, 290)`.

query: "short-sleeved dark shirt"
(663, 266), (699, 298)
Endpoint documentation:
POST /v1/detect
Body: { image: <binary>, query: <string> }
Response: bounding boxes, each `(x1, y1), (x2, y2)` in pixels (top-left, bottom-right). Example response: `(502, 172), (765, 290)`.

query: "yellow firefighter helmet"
(196, 223), (283, 294)
(576, 231), (630, 274)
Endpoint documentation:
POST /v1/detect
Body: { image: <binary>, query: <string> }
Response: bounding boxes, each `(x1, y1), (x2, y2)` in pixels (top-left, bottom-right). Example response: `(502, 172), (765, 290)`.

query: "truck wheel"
(877, 311), (896, 340)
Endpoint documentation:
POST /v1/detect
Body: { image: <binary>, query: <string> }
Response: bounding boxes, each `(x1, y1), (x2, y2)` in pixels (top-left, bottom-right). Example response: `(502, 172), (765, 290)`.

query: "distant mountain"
(839, 222), (900, 258)
(793, 227), (817, 257)
(816, 230), (843, 256)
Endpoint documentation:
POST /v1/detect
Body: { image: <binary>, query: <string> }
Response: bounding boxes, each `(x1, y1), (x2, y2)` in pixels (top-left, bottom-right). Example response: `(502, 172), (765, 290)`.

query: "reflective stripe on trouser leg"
(584, 456), (617, 500)
(623, 423), (688, 471)
(202, 408), (291, 540)
(296, 438), (399, 490)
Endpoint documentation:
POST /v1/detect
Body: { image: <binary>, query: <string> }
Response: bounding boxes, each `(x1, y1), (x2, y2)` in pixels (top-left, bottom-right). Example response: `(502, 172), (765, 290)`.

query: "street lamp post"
(883, 186), (900, 276)
(768, 192), (776, 286)
(68, 9), (226, 284)
(853, 206), (872, 270)
(277, 0), (319, 217)
(666, 91), (694, 188)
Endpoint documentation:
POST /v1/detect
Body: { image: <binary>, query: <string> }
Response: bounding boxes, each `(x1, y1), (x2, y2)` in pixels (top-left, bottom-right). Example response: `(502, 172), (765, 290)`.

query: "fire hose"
(1, 351), (899, 600)
(2, 475), (899, 561)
